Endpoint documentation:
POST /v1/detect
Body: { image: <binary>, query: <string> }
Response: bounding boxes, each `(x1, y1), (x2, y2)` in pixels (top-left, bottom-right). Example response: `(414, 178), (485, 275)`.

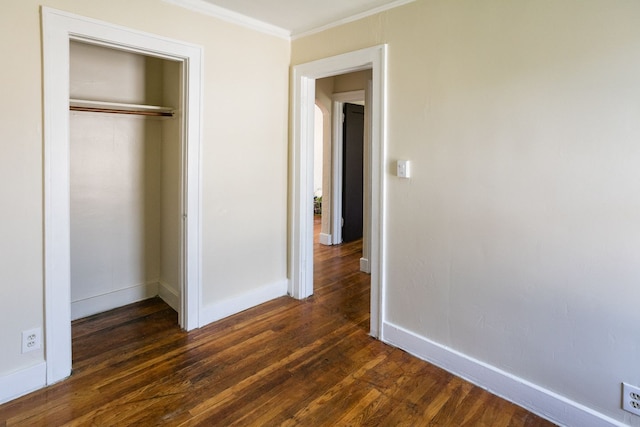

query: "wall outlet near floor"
(21, 328), (41, 353)
(622, 383), (640, 416)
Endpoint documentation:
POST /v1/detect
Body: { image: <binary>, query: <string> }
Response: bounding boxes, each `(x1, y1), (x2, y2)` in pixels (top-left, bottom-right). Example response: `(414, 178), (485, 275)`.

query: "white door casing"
(289, 45), (387, 338)
(41, 7), (203, 384)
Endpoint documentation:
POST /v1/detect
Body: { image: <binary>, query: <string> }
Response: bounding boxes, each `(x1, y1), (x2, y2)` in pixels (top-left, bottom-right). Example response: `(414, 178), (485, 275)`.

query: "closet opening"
(69, 41), (183, 323)
(42, 7), (203, 384)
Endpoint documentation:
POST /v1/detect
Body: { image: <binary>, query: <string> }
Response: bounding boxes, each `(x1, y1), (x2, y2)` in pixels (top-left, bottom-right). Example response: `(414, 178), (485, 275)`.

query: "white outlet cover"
(622, 382), (640, 416)
(21, 327), (41, 353)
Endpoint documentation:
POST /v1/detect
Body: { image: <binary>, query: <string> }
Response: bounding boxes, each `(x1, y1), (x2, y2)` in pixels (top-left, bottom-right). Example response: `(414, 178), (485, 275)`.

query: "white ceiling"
(165, 0), (414, 38)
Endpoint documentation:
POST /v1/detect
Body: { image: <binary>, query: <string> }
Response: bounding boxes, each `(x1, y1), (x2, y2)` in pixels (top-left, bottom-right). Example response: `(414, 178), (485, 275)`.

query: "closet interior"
(69, 40), (182, 321)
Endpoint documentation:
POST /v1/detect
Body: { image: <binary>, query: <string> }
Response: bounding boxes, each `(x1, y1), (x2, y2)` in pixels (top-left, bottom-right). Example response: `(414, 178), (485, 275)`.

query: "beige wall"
(333, 70), (371, 94)
(294, 0), (640, 423)
(0, 0), (289, 381)
(5, 0), (640, 421)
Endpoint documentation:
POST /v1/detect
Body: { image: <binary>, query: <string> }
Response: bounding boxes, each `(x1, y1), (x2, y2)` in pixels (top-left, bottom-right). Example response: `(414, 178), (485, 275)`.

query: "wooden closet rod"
(69, 105), (174, 117)
(69, 99), (174, 117)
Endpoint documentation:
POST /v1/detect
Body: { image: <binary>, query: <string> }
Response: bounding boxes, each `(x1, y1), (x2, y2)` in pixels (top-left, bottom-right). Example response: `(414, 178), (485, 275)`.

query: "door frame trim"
(289, 45), (387, 338)
(41, 7), (203, 384)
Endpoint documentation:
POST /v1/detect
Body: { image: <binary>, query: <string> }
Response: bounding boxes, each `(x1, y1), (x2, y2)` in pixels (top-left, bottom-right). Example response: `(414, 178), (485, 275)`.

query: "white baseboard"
(359, 257), (370, 273)
(200, 279), (288, 326)
(71, 282), (160, 320)
(158, 280), (180, 312)
(382, 322), (625, 427)
(319, 233), (332, 246)
(0, 362), (46, 405)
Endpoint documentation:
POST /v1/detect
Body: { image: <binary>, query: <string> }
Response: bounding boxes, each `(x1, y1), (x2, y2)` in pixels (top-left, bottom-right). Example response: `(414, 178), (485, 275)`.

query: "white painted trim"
(362, 81), (373, 275)
(41, 7), (203, 385)
(71, 282), (160, 321)
(200, 280), (288, 325)
(292, 0), (417, 40)
(162, 0), (290, 40)
(290, 70), (316, 300)
(290, 45), (387, 338)
(383, 322), (626, 427)
(159, 281), (180, 312)
(319, 233), (333, 246)
(331, 90), (366, 246)
(359, 258), (370, 273)
(0, 363), (46, 405)
(42, 7), (73, 386)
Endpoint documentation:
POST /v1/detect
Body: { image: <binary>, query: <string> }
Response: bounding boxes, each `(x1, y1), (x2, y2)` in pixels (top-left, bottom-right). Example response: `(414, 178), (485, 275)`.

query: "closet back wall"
(69, 41), (180, 319)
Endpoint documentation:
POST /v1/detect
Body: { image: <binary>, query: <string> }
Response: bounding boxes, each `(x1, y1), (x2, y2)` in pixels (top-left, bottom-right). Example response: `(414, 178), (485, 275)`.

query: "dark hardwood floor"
(0, 216), (555, 426)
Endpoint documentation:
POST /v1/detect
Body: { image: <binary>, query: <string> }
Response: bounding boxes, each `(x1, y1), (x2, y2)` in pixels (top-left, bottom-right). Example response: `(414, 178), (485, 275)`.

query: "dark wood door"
(342, 103), (364, 243)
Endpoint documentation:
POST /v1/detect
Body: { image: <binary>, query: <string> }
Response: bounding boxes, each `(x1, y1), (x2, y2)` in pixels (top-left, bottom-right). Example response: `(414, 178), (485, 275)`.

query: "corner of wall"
(158, 281), (180, 312)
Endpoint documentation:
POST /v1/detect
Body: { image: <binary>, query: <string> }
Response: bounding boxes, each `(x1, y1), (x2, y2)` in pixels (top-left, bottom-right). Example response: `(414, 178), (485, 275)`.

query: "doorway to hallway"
(289, 44), (387, 338)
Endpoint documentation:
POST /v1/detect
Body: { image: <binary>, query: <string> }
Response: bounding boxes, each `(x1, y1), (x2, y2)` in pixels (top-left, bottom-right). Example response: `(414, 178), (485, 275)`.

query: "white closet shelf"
(69, 98), (175, 117)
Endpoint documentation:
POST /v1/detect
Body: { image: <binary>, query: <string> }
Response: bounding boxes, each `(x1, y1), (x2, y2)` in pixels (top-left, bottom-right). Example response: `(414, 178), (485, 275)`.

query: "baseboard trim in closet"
(71, 282), (160, 320)
(158, 281), (180, 312)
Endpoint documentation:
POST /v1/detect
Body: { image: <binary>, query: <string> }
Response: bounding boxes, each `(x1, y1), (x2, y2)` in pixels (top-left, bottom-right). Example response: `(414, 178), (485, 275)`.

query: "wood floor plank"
(71, 297), (173, 340)
(0, 216), (556, 426)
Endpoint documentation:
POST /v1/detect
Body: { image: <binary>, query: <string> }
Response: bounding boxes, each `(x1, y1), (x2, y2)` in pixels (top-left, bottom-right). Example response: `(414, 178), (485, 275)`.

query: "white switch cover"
(397, 160), (410, 178)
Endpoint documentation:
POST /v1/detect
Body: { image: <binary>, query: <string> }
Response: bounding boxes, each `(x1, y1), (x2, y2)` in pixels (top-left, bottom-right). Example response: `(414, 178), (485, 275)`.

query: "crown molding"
(291, 0), (416, 40)
(163, 0), (417, 41)
(162, 0), (291, 40)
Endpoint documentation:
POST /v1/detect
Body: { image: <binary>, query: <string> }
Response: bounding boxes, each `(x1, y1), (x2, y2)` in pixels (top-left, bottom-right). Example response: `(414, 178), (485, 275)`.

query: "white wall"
(70, 113), (163, 317)
(0, 0), (289, 400)
(293, 1), (640, 425)
(70, 41), (155, 104)
(69, 42), (172, 319)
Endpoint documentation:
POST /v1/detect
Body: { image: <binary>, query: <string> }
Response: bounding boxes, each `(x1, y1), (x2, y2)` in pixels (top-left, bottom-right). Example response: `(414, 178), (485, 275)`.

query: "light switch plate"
(397, 160), (410, 178)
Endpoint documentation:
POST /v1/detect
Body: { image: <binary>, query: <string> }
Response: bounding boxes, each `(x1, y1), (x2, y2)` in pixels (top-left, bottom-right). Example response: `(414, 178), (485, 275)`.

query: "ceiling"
(166, 0), (414, 38)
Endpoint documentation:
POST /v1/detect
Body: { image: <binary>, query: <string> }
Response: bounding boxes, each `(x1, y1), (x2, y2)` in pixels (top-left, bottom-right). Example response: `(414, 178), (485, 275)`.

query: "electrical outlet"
(622, 383), (640, 416)
(21, 328), (41, 353)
